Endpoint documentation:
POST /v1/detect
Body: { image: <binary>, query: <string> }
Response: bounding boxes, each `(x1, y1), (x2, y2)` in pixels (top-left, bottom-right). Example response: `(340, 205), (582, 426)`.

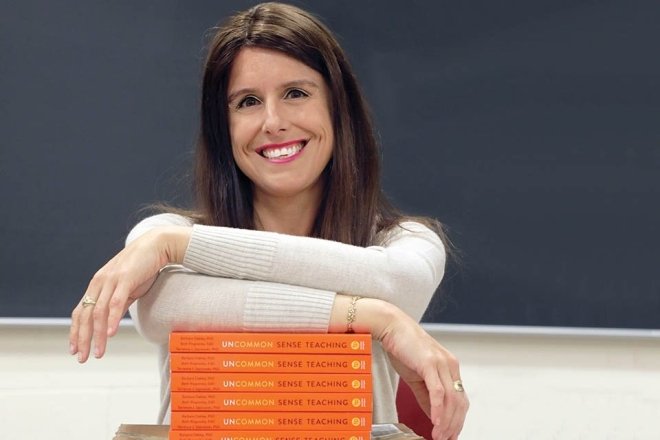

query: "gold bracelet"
(346, 296), (362, 333)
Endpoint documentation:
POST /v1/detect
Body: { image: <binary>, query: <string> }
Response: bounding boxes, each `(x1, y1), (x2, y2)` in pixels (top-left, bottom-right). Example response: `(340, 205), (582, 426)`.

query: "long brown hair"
(189, 2), (448, 248)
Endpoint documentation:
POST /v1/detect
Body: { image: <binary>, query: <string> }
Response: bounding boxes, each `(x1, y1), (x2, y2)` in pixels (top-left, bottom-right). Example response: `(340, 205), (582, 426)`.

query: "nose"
(262, 100), (288, 134)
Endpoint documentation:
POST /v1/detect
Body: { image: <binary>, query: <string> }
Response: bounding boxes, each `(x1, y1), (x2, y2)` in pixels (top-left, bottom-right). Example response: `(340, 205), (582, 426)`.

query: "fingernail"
(78, 353), (83, 363)
(107, 326), (114, 336)
(94, 346), (100, 358)
(69, 343), (76, 355)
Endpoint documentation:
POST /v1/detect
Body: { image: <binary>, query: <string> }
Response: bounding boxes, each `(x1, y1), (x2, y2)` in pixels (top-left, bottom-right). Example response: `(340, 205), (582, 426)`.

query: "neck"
(253, 188), (323, 237)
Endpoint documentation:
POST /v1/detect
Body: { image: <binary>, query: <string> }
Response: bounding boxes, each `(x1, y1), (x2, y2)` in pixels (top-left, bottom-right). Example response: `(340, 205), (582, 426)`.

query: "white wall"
(0, 321), (160, 440)
(1, 321), (658, 440)
(432, 325), (660, 439)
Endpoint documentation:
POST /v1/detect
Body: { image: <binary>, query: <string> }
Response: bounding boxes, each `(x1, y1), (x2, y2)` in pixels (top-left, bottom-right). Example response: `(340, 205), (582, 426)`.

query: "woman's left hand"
(371, 301), (469, 440)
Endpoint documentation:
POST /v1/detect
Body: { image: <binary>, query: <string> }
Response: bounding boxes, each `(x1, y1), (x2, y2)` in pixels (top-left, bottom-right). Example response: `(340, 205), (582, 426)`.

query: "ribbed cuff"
(243, 282), (336, 332)
(183, 224), (278, 279)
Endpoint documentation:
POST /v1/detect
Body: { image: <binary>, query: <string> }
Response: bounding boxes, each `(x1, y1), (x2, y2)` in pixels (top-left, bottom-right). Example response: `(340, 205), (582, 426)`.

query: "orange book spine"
(171, 391), (372, 412)
(170, 332), (371, 354)
(170, 411), (372, 431)
(170, 353), (371, 373)
(169, 431), (370, 440)
(171, 372), (372, 392)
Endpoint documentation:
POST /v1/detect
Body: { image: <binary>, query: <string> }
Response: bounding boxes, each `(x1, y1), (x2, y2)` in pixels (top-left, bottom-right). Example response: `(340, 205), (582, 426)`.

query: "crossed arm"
(69, 213), (468, 439)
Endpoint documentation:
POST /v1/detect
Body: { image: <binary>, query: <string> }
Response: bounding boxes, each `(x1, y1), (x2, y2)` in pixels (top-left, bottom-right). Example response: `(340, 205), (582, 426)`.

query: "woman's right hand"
(69, 226), (191, 362)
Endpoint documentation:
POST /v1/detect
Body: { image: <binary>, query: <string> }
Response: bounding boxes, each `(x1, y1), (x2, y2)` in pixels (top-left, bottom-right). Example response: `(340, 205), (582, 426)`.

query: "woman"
(69, 3), (468, 439)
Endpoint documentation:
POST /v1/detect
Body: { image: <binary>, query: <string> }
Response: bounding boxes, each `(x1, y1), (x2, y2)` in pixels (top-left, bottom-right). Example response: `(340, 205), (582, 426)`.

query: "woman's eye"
(237, 96), (260, 108)
(285, 88), (309, 99)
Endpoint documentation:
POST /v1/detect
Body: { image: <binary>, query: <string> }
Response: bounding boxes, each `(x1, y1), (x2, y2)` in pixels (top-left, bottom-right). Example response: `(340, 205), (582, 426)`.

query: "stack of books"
(169, 332), (374, 440)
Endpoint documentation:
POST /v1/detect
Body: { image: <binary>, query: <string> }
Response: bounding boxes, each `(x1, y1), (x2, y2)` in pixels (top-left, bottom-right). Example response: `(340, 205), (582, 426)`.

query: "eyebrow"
(227, 79), (321, 103)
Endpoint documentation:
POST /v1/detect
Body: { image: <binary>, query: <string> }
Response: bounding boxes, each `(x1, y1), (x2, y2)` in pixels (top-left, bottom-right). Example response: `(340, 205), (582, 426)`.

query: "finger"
(406, 380), (432, 419)
(107, 296), (136, 338)
(447, 410), (466, 440)
(69, 305), (82, 355)
(76, 294), (97, 363)
(441, 380), (468, 439)
(421, 364), (446, 430)
(107, 280), (141, 337)
(440, 397), (459, 439)
(434, 363), (457, 435)
(447, 392), (469, 439)
(91, 280), (118, 359)
(432, 423), (451, 440)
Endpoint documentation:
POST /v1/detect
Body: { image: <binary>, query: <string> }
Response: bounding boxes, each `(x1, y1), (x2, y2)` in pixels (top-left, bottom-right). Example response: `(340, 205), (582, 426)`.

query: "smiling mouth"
(259, 141), (307, 160)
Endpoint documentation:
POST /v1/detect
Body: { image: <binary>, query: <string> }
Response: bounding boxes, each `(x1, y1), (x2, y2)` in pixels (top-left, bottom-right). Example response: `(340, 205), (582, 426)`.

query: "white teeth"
(262, 143), (303, 159)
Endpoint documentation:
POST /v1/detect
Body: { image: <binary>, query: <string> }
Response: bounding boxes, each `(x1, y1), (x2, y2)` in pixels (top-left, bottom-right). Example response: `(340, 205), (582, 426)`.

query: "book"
(113, 423), (423, 440)
(170, 353), (371, 373)
(170, 412), (372, 431)
(168, 430), (370, 440)
(171, 372), (372, 392)
(171, 391), (372, 412)
(170, 332), (371, 354)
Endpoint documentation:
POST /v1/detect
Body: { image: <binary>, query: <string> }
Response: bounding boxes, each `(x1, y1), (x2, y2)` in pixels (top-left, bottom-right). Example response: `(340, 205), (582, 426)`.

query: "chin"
(257, 180), (321, 199)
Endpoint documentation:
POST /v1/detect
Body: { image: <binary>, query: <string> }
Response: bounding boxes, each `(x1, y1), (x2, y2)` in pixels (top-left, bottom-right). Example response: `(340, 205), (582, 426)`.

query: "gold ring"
(453, 379), (465, 392)
(81, 296), (97, 308)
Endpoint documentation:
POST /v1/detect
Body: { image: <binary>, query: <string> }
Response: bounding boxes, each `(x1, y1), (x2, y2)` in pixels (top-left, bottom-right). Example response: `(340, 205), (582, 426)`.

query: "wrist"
(352, 297), (399, 339)
(329, 295), (399, 338)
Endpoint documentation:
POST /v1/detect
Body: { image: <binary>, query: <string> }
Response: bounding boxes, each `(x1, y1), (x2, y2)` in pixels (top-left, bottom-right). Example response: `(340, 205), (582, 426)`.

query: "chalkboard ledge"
(423, 323), (660, 340)
(1, 318), (658, 339)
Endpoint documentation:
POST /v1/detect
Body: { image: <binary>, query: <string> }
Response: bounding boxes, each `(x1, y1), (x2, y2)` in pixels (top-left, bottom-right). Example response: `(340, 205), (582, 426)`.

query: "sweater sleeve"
(130, 266), (336, 345)
(126, 214), (336, 344)
(183, 222), (445, 321)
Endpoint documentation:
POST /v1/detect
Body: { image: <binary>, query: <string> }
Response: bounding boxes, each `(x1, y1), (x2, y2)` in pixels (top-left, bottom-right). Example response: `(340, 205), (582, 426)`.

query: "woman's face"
(227, 47), (334, 202)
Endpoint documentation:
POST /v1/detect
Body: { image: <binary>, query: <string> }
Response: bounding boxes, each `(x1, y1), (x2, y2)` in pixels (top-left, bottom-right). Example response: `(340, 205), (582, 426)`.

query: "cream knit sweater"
(127, 213), (445, 424)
